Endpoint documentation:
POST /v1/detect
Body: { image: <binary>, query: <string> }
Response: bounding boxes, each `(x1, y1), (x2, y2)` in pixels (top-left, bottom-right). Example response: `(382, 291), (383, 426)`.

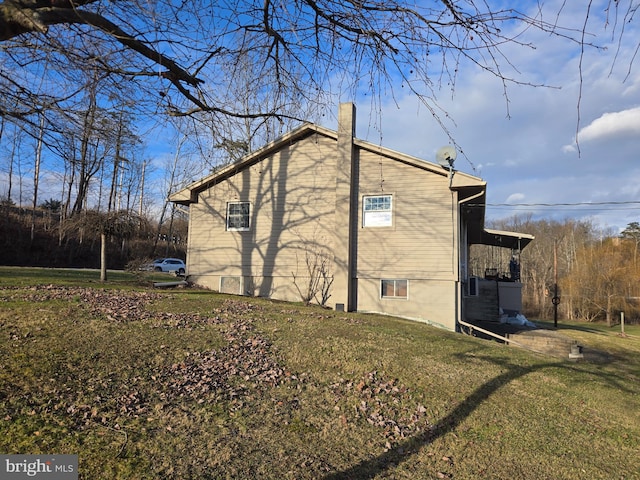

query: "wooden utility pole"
(553, 239), (559, 328)
(100, 232), (107, 282)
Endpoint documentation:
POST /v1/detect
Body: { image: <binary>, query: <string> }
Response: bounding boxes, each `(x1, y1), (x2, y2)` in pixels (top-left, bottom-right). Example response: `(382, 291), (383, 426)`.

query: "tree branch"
(0, 1), (203, 88)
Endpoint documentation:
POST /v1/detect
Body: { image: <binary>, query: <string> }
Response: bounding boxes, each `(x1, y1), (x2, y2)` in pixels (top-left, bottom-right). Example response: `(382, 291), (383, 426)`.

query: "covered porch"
(462, 227), (535, 326)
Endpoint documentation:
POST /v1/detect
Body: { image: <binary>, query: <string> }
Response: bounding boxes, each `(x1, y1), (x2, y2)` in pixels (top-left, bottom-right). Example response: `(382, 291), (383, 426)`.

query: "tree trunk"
(152, 135), (185, 257)
(31, 114), (44, 243)
(100, 233), (107, 282)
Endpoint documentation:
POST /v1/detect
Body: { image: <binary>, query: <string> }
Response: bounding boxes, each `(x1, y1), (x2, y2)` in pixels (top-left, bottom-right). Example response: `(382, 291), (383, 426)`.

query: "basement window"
(363, 195), (392, 227)
(226, 202), (251, 231)
(381, 279), (408, 299)
(220, 276), (243, 295)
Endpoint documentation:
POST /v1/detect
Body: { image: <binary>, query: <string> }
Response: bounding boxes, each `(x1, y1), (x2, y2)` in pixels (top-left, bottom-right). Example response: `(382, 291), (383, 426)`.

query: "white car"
(150, 258), (186, 275)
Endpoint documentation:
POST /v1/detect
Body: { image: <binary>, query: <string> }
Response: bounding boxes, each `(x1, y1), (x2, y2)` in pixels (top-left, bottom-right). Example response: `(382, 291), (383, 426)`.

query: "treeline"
(0, 202), (186, 270)
(472, 216), (640, 325)
(0, 79), (196, 271)
(3, 196), (638, 325)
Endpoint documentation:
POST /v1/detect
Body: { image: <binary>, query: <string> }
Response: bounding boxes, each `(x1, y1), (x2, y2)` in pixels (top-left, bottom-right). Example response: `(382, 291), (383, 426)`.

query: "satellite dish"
(436, 146), (457, 170)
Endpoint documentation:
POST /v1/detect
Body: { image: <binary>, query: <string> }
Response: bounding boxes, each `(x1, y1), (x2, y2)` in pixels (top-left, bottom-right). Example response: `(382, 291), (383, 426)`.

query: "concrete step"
(506, 329), (584, 360)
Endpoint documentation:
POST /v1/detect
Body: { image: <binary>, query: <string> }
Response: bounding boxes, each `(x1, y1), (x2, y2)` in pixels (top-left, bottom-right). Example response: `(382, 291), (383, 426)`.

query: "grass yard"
(0, 267), (639, 479)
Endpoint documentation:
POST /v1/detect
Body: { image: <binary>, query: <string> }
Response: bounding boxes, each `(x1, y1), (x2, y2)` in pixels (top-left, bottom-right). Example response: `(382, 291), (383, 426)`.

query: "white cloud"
(505, 193), (526, 204)
(576, 107), (640, 143)
(143, 0), (640, 236)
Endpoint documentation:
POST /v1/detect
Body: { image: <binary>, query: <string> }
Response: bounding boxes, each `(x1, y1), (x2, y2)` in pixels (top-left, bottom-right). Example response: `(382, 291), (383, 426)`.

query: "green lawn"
(1, 267), (638, 479)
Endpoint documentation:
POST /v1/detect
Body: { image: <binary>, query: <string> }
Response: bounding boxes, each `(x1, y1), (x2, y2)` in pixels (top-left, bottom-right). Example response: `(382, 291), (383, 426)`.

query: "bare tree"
(292, 247), (334, 307)
(104, 108), (140, 213)
(563, 237), (637, 325)
(30, 113), (44, 242)
(81, 209), (141, 281)
(2, 0), (631, 131)
(0, 121), (21, 204)
(476, 215), (600, 320)
(151, 132), (195, 257)
(66, 76), (110, 216)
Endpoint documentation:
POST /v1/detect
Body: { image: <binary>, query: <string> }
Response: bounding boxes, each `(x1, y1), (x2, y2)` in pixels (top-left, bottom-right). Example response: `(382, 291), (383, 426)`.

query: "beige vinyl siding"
(354, 149), (459, 330)
(357, 277), (457, 331)
(185, 133), (337, 296)
(174, 109), (495, 331)
(356, 150), (455, 279)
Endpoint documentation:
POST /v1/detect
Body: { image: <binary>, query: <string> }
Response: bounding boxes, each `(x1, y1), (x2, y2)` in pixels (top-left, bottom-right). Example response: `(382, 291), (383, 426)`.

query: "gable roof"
(170, 123), (332, 205)
(169, 122), (485, 205)
(169, 120), (533, 250)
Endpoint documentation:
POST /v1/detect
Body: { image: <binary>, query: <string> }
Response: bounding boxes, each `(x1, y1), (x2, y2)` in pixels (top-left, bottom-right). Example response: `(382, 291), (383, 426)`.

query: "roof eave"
(477, 228), (535, 250)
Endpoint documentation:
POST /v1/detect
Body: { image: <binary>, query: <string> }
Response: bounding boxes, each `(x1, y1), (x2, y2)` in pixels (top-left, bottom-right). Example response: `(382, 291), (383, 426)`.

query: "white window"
(363, 195), (392, 227)
(381, 279), (408, 299)
(226, 202), (251, 231)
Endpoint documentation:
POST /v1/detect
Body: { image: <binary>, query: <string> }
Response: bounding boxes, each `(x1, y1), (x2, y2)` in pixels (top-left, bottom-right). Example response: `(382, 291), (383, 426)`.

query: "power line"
(486, 207), (640, 214)
(470, 201), (640, 214)
(484, 201), (640, 207)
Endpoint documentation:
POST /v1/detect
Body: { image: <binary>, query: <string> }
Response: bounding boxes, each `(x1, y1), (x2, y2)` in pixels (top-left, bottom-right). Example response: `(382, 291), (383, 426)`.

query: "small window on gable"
(381, 279), (408, 299)
(226, 202), (251, 231)
(363, 195), (392, 227)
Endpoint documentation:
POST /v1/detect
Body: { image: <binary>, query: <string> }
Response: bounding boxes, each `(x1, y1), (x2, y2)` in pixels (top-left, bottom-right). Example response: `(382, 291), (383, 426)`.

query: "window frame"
(380, 279), (408, 299)
(226, 201), (251, 231)
(362, 194), (393, 228)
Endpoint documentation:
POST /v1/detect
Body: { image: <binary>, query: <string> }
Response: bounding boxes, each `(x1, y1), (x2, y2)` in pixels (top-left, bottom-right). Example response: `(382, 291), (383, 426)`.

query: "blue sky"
(145, 0), (640, 233)
(3, 0), (639, 233)
(326, 0), (640, 233)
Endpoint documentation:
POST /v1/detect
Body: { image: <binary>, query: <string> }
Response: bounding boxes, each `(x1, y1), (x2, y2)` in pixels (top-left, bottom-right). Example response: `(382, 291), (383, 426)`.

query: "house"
(170, 103), (533, 332)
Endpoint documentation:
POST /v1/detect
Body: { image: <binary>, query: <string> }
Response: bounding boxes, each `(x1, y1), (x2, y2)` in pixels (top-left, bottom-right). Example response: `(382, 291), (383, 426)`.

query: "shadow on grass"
(535, 319), (631, 337)
(323, 354), (633, 480)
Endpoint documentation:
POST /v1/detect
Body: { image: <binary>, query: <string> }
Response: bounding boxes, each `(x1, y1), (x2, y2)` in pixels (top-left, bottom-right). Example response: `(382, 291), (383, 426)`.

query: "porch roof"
(478, 228), (534, 250)
(459, 190), (534, 251)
